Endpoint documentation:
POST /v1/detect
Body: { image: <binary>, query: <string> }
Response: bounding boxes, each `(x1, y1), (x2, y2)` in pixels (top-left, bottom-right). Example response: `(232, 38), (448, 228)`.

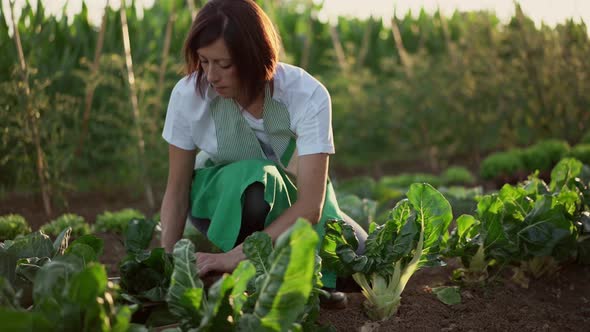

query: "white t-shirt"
(162, 62), (335, 166)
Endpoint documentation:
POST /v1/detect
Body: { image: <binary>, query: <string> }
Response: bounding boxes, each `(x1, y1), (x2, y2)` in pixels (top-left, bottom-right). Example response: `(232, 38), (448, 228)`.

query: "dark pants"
(189, 181), (367, 251)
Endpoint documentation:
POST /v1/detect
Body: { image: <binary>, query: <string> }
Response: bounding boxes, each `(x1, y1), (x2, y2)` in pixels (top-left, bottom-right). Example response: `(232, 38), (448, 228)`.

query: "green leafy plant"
(40, 213), (91, 238)
(337, 193), (377, 231)
(568, 144), (590, 165)
(335, 176), (377, 199)
(441, 166), (475, 186)
(93, 209), (145, 234)
(521, 139), (570, 172)
(378, 173), (443, 189)
(448, 159), (587, 286)
(165, 219), (323, 331)
(322, 183), (453, 321)
(0, 214), (31, 241)
(480, 149), (526, 180)
(119, 218), (173, 303)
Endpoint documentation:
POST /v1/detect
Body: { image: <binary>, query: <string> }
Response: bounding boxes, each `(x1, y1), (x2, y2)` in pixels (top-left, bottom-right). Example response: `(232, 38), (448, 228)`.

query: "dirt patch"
(320, 263), (590, 331)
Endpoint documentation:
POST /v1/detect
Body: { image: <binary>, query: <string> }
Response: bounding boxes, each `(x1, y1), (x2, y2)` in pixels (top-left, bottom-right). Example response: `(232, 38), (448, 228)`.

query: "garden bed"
(1, 190), (589, 331)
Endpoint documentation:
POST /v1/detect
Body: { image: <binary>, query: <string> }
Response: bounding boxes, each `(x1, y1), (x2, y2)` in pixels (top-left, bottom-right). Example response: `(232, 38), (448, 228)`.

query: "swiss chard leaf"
(406, 183), (453, 266)
(166, 239), (203, 323)
(253, 219), (319, 331)
(119, 247), (173, 302)
(517, 196), (576, 259)
(124, 219), (158, 254)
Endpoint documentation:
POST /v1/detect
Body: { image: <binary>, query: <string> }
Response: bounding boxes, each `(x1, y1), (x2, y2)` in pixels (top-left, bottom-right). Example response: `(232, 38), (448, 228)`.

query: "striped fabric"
(209, 83), (297, 169)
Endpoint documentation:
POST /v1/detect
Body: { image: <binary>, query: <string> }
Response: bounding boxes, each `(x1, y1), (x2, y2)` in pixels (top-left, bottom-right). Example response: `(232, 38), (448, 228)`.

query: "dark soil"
(2, 190), (589, 331)
(320, 263), (590, 332)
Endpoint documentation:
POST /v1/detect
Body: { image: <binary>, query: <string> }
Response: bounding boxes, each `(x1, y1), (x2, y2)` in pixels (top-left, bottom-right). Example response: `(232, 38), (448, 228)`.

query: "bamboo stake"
(187, 0), (197, 21)
(120, 0), (155, 209)
(76, 0), (109, 157)
(390, 15), (413, 77)
(264, 0), (287, 60)
(9, 0), (52, 216)
(356, 17), (373, 69)
(299, 1), (313, 70)
(157, 3), (176, 99)
(329, 23), (348, 72)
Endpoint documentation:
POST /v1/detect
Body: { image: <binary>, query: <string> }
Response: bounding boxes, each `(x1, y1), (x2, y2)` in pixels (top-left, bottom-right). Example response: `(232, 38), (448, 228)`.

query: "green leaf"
(68, 263), (107, 306)
(124, 219), (157, 253)
(166, 239), (203, 320)
(431, 286), (461, 305)
(16, 257), (51, 282)
(229, 260), (256, 315)
(52, 227), (71, 255)
(120, 248), (173, 301)
(68, 235), (104, 258)
(406, 183), (453, 260)
(66, 243), (99, 263)
(0, 308), (51, 331)
(33, 255), (84, 303)
(199, 275), (236, 330)
(518, 196), (576, 258)
(243, 231), (273, 276)
(255, 219), (319, 331)
(320, 220), (361, 276)
(550, 158), (583, 191)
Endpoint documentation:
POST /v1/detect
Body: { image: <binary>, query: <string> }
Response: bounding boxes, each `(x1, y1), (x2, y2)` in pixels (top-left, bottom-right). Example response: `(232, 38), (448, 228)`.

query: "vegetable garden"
(1, 0), (590, 330)
(1, 158), (589, 331)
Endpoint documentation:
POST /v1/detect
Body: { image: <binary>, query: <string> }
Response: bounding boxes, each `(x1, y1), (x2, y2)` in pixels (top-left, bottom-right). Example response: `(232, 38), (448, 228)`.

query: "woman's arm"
(196, 153), (329, 275)
(160, 144), (197, 252)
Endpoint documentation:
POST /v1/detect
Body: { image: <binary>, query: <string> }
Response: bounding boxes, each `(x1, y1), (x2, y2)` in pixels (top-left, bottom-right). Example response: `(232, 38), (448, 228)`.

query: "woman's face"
(197, 38), (239, 99)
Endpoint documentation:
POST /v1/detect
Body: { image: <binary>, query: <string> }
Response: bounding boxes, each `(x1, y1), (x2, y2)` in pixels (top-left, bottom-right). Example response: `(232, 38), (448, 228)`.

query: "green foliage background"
(1, 0), (589, 201)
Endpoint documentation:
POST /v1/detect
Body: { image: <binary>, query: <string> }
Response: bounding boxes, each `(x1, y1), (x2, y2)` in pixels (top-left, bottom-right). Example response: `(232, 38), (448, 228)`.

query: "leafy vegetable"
(94, 209), (145, 234)
(166, 219), (323, 331)
(40, 213), (91, 238)
(119, 219), (173, 303)
(0, 214), (31, 241)
(431, 286), (461, 305)
(323, 183), (453, 320)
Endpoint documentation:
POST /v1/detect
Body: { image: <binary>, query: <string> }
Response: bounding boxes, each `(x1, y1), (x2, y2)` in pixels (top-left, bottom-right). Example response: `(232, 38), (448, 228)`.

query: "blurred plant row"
(0, 208), (149, 240)
(1, 0), (589, 212)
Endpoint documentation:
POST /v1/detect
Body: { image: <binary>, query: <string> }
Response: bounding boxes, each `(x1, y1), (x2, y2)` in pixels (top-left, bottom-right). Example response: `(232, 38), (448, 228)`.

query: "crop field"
(1, 0), (589, 331)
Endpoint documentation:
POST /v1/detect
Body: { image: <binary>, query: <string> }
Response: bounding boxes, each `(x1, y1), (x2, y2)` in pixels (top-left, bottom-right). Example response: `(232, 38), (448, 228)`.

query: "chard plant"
(40, 213), (91, 238)
(119, 218), (173, 303)
(0, 214), (31, 241)
(322, 183), (453, 321)
(0, 226), (139, 331)
(447, 158), (588, 287)
(165, 219), (324, 331)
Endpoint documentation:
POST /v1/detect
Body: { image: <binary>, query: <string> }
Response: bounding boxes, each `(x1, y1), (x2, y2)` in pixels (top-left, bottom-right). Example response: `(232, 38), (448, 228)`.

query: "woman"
(159, 0), (366, 301)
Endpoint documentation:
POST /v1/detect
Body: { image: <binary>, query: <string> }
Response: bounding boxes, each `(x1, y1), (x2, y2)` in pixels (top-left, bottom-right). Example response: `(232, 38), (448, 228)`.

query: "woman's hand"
(196, 246), (245, 276)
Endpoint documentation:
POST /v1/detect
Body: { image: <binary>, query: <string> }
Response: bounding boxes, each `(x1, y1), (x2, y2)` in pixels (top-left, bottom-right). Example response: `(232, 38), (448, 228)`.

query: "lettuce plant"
(323, 183), (453, 321)
(0, 214), (31, 241)
(165, 219), (322, 331)
(119, 219), (173, 303)
(40, 213), (91, 238)
(93, 209), (145, 234)
(447, 159), (588, 286)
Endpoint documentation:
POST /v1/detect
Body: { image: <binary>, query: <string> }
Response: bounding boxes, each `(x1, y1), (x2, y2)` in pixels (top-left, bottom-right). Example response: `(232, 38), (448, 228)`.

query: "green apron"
(189, 85), (342, 287)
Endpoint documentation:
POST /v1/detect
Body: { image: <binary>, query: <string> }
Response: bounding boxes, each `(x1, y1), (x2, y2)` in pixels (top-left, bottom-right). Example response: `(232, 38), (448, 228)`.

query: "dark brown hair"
(183, 0), (281, 104)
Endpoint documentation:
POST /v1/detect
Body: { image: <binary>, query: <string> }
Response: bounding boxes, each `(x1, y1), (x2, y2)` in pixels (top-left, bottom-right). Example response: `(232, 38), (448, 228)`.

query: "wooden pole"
(120, 0), (155, 209)
(9, 0), (52, 216)
(76, 0), (109, 156)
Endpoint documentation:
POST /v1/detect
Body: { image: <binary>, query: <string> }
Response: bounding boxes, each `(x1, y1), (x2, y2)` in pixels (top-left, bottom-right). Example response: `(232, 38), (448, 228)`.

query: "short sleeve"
(162, 81), (197, 151)
(295, 84), (335, 156)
